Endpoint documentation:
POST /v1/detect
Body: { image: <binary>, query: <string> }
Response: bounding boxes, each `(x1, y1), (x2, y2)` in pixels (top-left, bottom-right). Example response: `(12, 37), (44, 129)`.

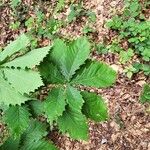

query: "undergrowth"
(97, 0), (150, 78)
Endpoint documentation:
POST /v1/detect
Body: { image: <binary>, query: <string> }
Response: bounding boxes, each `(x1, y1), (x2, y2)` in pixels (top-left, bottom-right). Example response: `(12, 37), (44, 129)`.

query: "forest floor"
(0, 0), (150, 150)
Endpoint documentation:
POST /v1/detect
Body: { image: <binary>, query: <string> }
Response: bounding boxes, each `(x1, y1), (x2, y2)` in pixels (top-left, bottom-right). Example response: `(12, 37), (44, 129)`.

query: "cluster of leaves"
(39, 37), (116, 140)
(25, 11), (63, 40)
(10, 10), (63, 49)
(105, 0), (150, 77)
(10, 0), (21, 8)
(1, 120), (57, 150)
(0, 34), (50, 105)
(0, 34), (56, 149)
(95, 43), (109, 55)
(0, 34), (116, 149)
(68, 2), (96, 23)
(67, 2), (96, 34)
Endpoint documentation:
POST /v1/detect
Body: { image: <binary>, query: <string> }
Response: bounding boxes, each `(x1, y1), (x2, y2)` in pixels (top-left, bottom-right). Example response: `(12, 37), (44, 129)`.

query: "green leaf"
(44, 88), (66, 123)
(67, 4), (82, 23)
(0, 34), (29, 62)
(66, 85), (84, 110)
(51, 38), (67, 67)
(87, 11), (96, 22)
(39, 60), (65, 84)
(120, 49), (134, 64)
(65, 37), (91, 80)
(0, 72), (30, 105)
(52, 37), (91, 80)
(29, 101), (44, 116)
(21, 120), (57, 150)
(140, 84), (150, 103)
(0, 120), (57, 150)
(3, 46), (51, 69)
(4, 105), (30, 138)
(67, 5), (77, 23)
(21, 139), (57, 150)
(96, 43), (108, 54)
(11, 0), (21, 7)
(81, 91), (108, 121)
(0, 103), (8, 112)
(0, 137), (20, 150)
(72, 61), (116, 88)
(63, 37), (91, 80)
(10, 21), (20, 30)
(82, 25), (94, 34)
(106, 16), (123, 29)
(3, 68), (43, 94)
(54, 0), (65, 13)
(57, 106), (88, 140)
(22, 120), (47, 143)
(25, 17), (34, 28)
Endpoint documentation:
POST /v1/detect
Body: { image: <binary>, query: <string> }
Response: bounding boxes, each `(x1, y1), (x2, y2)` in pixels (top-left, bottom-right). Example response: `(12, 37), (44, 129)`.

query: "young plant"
(0, 35), (116, 149)
(39, 37), (116, 140)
